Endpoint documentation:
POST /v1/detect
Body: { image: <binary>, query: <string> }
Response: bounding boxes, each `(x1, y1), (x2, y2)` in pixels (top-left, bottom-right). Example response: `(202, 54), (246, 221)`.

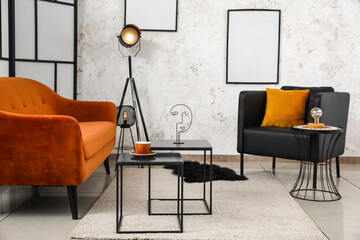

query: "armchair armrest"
(237, 91), (267, 153)
(313, 92), (350, 156)
(0, 111), (86, 186)
(56, 96), (117, 124)
(313, 92), (350, 128)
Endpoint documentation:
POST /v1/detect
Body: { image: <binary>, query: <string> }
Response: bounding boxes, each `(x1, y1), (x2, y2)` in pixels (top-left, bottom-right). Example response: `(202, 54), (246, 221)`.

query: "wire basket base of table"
(290, 159), (341, 202)
(290, 125), (343, 202)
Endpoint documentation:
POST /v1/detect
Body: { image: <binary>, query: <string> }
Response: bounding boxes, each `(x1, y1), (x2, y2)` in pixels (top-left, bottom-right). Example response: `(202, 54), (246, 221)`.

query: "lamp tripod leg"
(130, 78), (141, 141)
(121, 127), (125, 153)
(131, 78), (149, 141)
(116, 127), (122, 160)
(129, 127), (135, 150)
(117, 78), (130, 122)
(117, 60), (149, 145)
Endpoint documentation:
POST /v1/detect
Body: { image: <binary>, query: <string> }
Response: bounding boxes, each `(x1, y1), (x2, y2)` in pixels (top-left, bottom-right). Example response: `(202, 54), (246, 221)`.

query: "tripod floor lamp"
(117, 24), (149, 146)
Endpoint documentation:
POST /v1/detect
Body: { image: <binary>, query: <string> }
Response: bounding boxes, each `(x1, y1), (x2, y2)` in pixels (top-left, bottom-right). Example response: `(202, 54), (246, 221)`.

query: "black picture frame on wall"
(226, 9), (281, 84)
(124, 0), (178, 32)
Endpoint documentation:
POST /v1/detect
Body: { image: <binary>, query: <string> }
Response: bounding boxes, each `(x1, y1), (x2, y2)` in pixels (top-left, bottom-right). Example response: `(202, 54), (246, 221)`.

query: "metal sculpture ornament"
(170, 104), (193, 144)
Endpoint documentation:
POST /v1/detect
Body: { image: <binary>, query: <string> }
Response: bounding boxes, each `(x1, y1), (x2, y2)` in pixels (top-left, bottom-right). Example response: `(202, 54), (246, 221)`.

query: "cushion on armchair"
(281, 86), (334, 123)
(261, 88), (310, 128)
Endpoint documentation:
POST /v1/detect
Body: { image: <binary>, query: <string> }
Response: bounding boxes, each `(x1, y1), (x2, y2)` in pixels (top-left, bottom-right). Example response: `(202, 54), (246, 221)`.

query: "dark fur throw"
(164, 161), (248, 183)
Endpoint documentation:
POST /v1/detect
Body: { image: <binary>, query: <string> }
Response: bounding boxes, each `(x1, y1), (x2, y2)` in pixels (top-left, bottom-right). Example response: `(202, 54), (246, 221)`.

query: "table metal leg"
(180, 164), (184, 232)
(177, 165), (180, 216)
(116, 165), (124, 233)
(120, 165), (123, 217)
(210, 149), (213, 214)
(203, 150), (206, 200)
(116, 164), (119, 233)
(148, 165), (151, 215)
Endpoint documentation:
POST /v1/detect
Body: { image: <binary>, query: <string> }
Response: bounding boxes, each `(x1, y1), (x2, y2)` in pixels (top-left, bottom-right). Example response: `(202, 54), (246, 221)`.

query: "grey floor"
(0, 155), (359, 240)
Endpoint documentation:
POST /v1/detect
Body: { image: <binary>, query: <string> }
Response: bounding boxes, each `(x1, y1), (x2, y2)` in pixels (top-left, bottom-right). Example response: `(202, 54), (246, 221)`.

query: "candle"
(123, 111), (128, 121)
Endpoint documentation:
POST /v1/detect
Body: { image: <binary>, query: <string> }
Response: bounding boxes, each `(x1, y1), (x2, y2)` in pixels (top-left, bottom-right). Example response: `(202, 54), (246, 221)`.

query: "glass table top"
(117, 152), (183, 165)
(150, 139), (212, 150)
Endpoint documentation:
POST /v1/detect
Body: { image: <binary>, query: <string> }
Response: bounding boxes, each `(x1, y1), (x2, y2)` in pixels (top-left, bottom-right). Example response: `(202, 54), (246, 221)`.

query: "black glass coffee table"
(151, 139), (213, 215)
(116, 152), (184, 234)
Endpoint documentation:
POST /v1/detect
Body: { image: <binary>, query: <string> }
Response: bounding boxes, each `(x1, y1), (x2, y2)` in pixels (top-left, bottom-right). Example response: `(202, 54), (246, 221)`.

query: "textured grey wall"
(78, 0), (360, 155)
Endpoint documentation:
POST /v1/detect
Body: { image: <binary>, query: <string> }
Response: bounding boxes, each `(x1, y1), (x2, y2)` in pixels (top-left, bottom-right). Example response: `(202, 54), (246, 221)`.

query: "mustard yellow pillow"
(261, 88), (310, 128)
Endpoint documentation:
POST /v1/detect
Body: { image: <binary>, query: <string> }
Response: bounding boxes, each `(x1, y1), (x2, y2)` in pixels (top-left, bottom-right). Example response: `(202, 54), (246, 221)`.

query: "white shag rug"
(70, 167), (327, 240)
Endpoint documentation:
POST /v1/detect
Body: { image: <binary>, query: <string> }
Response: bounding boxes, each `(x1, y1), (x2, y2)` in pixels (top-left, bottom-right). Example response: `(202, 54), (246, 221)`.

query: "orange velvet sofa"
(0, 77), (117, 219)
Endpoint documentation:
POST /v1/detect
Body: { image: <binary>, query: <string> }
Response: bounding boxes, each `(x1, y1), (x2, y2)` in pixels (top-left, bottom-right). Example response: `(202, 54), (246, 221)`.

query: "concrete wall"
(77, 0), (360, 155)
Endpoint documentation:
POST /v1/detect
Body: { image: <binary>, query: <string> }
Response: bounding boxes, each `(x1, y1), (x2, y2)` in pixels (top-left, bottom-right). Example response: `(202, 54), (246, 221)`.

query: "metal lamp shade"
(117, 105), (136, 126)
(118, 24), (141, 48)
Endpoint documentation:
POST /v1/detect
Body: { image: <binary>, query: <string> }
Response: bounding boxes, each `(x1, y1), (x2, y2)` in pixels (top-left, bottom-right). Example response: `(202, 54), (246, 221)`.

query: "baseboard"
(337, 156), (360, 164)
(110, 153), (360, 163)
(181, 154), (276, 162)
(182, 154), (360, 164)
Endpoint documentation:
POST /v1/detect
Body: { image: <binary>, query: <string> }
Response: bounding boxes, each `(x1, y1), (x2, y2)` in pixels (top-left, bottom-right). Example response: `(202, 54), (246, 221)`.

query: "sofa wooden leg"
(240, 153), (244, 176)
(67, 186), (78, 220)
(104, 157), (110, 175)
(32, 185), (40, 198)
(272, 157), (276, 170)
(336, 156), (340, 178)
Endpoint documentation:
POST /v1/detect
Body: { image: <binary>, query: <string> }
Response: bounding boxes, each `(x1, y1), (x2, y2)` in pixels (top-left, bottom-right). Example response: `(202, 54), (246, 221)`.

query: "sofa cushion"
(79, 121), (116, 159)
(281, 86), (334, 123)
(244, 126), (300, 160)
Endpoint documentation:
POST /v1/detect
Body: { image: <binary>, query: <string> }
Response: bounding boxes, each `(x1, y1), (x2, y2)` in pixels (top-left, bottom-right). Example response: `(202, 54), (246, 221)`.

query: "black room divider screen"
(0, 0), (78, 99)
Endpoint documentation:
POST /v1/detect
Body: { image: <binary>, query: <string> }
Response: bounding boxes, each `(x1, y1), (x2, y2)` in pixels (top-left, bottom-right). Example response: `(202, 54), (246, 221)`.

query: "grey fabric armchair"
(237, 86), (350, 177)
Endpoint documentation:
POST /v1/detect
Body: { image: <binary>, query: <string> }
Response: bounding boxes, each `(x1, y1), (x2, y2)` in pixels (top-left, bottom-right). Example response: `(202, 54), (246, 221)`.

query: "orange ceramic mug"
(135, 141), (151, 154)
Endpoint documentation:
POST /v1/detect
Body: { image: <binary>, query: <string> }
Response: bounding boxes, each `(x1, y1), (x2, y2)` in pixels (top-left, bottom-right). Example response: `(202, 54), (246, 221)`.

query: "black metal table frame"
(290, 126), (343, 202)
(116, 163), (184, 234)
(151, 143), (213, 215)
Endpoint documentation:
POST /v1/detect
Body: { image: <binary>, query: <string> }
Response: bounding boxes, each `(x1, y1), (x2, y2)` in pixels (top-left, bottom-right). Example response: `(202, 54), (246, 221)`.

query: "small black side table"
(290, 125), (343, 202)
(116, 153), (184, 233)
(151, 140), (213, 215)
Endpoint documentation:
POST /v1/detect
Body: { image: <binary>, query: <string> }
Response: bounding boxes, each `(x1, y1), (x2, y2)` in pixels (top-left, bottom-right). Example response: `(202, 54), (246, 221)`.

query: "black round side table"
(290, 125), (343, 202)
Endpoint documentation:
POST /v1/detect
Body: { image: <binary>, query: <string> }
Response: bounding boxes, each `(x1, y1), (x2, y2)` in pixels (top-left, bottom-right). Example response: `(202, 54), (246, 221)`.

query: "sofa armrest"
(313, 92), (350, 156)
(237, 91), (267, 153)
(56, 96), (117, 124)
(0, 111), (86, 186)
